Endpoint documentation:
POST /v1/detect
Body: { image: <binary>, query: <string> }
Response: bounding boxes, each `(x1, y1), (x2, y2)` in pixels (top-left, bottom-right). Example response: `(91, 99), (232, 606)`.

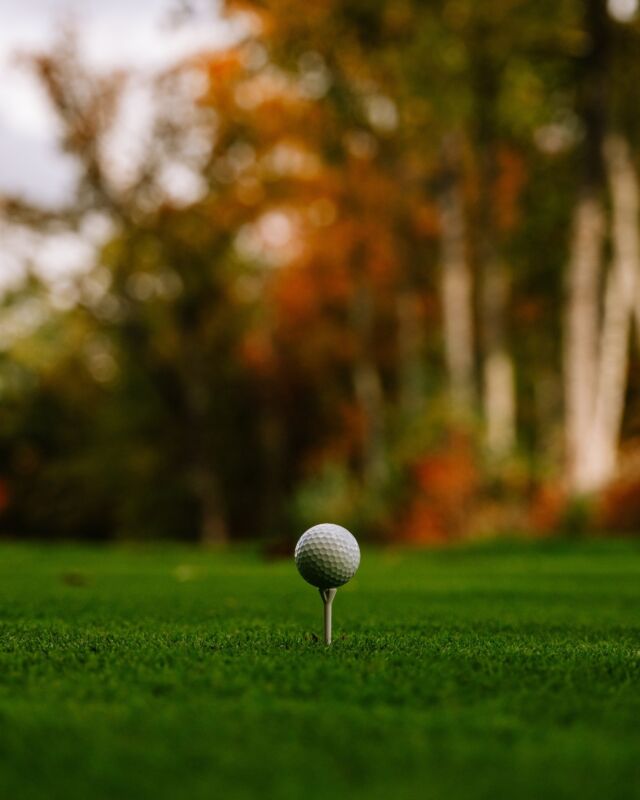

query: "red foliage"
(529, 482), (567, 534)
(494, 147), (526, 232)
(0, 480), (10, 514)
(273, 266), (321, 325)
(239, 331), (276, 377)
(598, 446), (640, 534)
(401, 435), (478, 544)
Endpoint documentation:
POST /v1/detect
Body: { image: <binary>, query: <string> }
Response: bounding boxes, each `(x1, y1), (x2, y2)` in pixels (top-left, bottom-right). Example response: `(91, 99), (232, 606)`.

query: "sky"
(1, 0), (637, 208)
(1, 0), (636, 300)
(0, 0), (241, 299)
(0, 0), (237, 206)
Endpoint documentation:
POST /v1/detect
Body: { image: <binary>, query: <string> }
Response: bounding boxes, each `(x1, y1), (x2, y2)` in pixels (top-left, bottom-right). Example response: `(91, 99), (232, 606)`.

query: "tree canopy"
(1, 0), (640, 543)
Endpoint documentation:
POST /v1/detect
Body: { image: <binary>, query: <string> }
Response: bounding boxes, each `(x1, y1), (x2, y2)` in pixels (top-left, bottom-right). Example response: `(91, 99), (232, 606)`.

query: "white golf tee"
(319, 588), (337, 645)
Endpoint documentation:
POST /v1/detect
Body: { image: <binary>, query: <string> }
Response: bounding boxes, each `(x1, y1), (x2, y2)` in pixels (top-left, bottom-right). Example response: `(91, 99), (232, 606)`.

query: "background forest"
(1, 0), (640, 545)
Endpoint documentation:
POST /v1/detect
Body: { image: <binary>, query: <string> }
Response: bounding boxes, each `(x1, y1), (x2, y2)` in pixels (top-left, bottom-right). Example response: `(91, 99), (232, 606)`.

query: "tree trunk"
(563, 192), (606, 492)
(563, 0), (611, 495)
(192, 462), (229, 545)
(468, 26), (516, 459)
(634, 267), (640, 352)
(351, 278), (386, 487)
(183, 356), (229, 545)
(396, 290), (424, 416)
(353, 357), (386, 486)
(260, 403), (285, 538)
(438, 141), (475, 418)
(480, 254), (515, 458)
(579, 136), (640, 490)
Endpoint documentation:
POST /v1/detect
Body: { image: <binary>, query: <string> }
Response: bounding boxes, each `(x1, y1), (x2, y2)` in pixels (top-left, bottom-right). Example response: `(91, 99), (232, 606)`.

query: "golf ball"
(294, 523), (360, 589)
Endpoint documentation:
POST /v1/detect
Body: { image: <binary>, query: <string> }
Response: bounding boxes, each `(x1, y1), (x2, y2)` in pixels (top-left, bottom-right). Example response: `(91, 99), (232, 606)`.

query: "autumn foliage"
(1, 0), (640, 543)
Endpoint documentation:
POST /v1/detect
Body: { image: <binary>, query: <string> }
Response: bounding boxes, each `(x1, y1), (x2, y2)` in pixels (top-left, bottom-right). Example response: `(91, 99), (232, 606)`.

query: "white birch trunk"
(634, 277), (640, 352)
(481, 259), (516, 458)
(438, 172), (475, 417)
(483, 347), (516, 457)
(564, 193), (605, 492)
(579, 136), (640, 490)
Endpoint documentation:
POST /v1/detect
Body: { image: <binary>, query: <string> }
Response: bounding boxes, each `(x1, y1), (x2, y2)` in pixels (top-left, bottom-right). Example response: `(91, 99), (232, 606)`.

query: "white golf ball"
(294, 523), (360, 589)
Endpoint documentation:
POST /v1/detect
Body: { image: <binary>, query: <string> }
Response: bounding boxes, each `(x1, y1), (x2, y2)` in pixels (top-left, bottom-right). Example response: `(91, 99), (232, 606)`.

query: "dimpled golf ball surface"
(294, 523), (360, 589)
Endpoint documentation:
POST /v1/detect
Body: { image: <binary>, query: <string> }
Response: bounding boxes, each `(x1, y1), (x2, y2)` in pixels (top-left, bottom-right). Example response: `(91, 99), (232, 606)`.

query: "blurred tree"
(564, 0), (640, 495)
(2, 40), (275, 541)
(2, 0), (640, 543)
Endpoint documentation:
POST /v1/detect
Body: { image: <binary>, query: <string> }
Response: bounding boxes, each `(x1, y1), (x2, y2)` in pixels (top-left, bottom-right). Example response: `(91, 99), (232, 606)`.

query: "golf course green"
(0, 540), (638, 799)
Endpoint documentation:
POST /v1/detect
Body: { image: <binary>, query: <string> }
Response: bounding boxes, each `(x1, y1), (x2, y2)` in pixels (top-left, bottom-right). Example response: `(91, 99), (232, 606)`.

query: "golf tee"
(320, 588), (337, 645)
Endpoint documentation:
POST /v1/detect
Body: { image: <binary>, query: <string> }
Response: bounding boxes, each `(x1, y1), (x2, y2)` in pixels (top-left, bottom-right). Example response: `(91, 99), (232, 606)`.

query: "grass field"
(0, 540), (639, 800)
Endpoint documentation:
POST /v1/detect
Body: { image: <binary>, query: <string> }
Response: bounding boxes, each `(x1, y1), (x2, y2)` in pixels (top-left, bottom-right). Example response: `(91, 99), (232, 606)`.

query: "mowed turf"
(0, 541), (639, 800)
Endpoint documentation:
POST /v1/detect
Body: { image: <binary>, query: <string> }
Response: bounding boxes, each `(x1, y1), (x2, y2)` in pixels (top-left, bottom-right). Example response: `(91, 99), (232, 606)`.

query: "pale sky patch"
(0, 0), (238, 206)
(0, 0), (240, 294)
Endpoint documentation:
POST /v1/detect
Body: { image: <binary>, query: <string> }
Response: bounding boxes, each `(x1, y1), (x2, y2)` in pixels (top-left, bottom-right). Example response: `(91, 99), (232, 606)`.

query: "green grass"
(0, 540), (639, 800)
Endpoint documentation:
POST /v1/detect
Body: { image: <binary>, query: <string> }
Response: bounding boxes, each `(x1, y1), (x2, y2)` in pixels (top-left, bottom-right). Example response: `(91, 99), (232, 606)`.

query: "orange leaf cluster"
(401, 436), (478, 544)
